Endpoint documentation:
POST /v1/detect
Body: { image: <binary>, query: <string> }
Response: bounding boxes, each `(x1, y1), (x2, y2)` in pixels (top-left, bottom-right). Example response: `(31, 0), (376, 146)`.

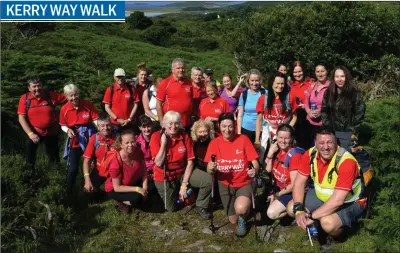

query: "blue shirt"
(238, 89), (263, 131)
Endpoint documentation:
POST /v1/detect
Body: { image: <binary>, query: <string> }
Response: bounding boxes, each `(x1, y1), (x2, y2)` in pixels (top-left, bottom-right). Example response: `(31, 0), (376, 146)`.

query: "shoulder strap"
(285, 93), (291, 111)
(327, 147), (347, 183)
(44, 90), (54, 108)
(109, 85), (114, 108)
(260, 88), (266, 95)
(94, 133), (101, 150)
(309, 148), (318, 178)
(25, 92), (31, 114)
(284, 147), (305, 168)
(242, 89), (248, 108)
(128, 84), (134, 105)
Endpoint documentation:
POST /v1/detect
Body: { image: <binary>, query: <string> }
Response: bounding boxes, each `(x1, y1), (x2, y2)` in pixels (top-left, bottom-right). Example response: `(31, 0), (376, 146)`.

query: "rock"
(201, 227), (213, 235)
(176, 229), (189, 236)
(274, 249), (292, 253)
(276, 233), (286, 244)
(257, 225), (272, 242)
(184, 240), (205, 250)
(151, 220), (161, 226)
(209, 244), (222, 251)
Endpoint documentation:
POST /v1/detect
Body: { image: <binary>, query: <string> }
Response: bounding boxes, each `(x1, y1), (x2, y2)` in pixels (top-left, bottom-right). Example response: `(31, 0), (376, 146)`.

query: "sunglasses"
(116, 76), (125, 79)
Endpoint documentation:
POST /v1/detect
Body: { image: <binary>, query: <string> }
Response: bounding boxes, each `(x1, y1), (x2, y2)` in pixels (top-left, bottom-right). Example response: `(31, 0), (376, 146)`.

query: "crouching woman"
(205, 112), (260, 237)
(264, 124), (303, 220)
(150, 111), (212, 218)
(104, 130), (148, 213)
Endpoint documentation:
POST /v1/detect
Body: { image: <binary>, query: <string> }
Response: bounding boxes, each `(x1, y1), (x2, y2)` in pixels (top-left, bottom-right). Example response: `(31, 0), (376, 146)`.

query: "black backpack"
(25, 90), (54, 114)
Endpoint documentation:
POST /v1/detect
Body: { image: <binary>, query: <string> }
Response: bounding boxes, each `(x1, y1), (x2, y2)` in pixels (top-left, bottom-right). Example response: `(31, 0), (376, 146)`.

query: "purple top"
(136, 133), (154, 173)
(219, 87), (243, 113)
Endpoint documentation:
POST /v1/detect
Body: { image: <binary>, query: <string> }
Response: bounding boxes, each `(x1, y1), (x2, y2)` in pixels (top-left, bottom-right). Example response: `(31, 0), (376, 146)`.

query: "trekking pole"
(248, 162), (258, 241)
(307, 227), (314, 246)
(209, 154), (217, 234)
(163, 162), (167, 211)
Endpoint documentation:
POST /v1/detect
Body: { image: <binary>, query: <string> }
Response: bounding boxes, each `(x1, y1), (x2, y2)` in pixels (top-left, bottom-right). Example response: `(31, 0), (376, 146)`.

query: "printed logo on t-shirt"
(82, 113), (90, 119)
(217, 159), (245, 172)
(185, 87), (191, 93)
(125, 94), (131, 98)
(215, 108), (222, 114)
(235, 149), (243, 155)
(178, 146), (186, 153)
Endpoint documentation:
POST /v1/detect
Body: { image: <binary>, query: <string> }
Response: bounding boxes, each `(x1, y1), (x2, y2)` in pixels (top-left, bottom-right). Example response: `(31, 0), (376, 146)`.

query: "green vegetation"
(1, 1), (399, 252)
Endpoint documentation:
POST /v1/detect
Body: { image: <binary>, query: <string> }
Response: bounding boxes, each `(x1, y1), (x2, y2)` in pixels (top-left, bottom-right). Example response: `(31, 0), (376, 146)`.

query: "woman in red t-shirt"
(105, 130), (148, 213)
(205, 112), (259, 237)
(199, 82), (230, 122)
(150, 111), (212, 218)
(289, 61), (314, 149)
(264, 124), (302, 220)
(255, 72), (297, 163)
(60, 84), (99, 194)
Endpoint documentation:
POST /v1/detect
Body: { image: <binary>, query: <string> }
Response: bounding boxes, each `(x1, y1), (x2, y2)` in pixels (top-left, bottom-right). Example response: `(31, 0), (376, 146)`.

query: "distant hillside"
(165, 1), (241, 8)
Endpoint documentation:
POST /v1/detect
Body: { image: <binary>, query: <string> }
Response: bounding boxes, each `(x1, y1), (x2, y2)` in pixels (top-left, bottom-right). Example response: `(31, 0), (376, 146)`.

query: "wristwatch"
(292, 202), (305, 214)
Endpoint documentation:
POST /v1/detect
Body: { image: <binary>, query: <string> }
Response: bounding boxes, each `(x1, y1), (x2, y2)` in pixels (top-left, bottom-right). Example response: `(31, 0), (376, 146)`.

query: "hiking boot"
(196, 206), (211, 219)
(236, 216), (247, 237)
(114, 200), (131, 214)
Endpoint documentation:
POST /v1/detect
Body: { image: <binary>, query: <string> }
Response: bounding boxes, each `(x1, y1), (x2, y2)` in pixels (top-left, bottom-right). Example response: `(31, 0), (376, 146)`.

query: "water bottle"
(176, 188), (193, 204)
(308, 224), (319, 237)
(311, 102), (317, 111)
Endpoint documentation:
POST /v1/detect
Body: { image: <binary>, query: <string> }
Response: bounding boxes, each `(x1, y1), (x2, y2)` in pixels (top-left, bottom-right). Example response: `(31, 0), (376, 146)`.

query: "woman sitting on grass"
(105, 129), (148, 213)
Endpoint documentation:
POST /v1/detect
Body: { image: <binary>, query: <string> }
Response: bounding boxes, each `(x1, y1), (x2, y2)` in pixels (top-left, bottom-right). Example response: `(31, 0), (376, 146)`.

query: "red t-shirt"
(298, 148), (365, 207)
(271, 149), (302, 190)
(150, 130), (195, 182)
(102, 83), (140, 125)
(156, 75), (193, 127)
(82, 133), (116, 169)
(104, 150), (145, 192)
(192, 82), (207, 117)
(135, 84), (147, 116)
(204, 135), (259, 188)
(199, 97), (230, 120)
(256, 95), (297, 128)
(289, 79), (313, 109)
(17, 91), (66, 135)
(59, 100), (100, 148)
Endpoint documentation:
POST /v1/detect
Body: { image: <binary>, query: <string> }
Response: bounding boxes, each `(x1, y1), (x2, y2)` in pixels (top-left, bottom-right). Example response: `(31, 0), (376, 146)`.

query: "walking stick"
(209, 154), (217, 234)
(248, 162), (258, 241)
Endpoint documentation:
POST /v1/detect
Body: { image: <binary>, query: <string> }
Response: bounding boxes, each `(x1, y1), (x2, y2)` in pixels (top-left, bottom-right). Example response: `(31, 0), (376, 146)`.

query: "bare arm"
(156, 100), (164, 125)
(311, 189), (348, 219)
(142, 90), (158, 120)
(292, 173), (308, 204)
(289, 111), (297, 127)
(255, 113), (263, 143)
(229, 80), (242, 97)
(104, 104), (117, 120)
(154, 135), (167, 167)
(129, 103), (138, 120)
(181, 160), (194, 185)
(112, 178), (142, 192)
(19, 114), (40, 143)
(237, 106), (244, 134)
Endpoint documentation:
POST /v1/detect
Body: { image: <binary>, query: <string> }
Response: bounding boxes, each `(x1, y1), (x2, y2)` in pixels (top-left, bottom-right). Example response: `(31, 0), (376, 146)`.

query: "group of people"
(17, 57), (370, 246)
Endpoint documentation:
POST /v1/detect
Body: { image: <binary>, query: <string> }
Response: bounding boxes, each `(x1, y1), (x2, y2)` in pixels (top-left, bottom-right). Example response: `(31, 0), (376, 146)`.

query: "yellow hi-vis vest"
(309, 146), (362, 203)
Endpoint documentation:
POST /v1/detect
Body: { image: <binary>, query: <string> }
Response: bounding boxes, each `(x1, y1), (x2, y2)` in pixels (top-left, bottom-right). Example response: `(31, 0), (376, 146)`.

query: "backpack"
(25, 90), (55, 114)
(96, 148), (122, 178)
(242, 88), (266, 109)
(147, 85), (154, 102)
(271, 147), (305, 189)
(109, 84), (134, 109)
(309, 146), (374, 199)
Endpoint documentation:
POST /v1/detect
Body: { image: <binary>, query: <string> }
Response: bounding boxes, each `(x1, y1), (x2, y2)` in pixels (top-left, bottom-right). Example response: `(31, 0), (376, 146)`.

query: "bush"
(126, 12), (153, 30)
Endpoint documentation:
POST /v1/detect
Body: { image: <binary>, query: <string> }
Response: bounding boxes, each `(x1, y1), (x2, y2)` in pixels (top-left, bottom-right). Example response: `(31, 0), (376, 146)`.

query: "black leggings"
(108, 191), (144, 208)
(241, 127), (256, 143)
(67, 147), (83, 193)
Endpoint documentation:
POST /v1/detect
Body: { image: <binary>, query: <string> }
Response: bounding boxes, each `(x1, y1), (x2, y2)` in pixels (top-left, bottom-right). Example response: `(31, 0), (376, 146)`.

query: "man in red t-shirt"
(103, 68), (139, 130)
(292, 128), (365, 244)
(156, 58), (193, 129)
(191, 66), (206, 118)
(17, 77), (66, 170)
(82, 113), (116, 193)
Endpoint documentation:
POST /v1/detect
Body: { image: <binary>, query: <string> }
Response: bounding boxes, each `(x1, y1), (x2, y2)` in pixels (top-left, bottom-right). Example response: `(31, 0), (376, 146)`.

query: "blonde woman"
(191, 119), (216, 172)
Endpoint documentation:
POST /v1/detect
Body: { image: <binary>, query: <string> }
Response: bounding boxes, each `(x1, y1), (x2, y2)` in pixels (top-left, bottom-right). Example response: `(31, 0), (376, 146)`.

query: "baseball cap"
(114, 68), (126, 77)
(205, 68), (213, 75)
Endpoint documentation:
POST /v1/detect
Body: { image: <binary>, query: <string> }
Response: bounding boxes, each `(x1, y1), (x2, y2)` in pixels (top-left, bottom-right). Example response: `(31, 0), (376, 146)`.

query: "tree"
(126, 11), (153, 30)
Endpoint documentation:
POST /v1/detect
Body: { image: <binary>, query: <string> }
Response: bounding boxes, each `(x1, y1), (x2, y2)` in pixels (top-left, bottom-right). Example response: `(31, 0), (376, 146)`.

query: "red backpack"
(97, 148), (122, 178)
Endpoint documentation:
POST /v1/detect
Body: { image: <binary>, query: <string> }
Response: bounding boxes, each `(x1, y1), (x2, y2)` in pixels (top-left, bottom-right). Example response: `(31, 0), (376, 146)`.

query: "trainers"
(236, 216), (247, 237)
(196, 206), (211, 219)
(114, 200), (131, 214)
